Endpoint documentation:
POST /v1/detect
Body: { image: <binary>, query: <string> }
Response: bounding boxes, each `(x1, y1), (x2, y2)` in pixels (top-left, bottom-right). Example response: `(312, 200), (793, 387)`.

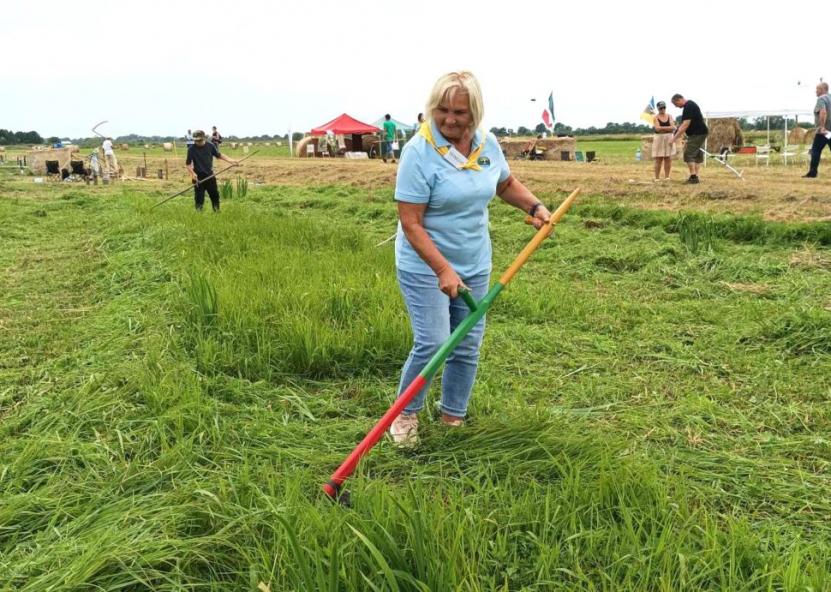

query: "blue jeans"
(396, 269), (490, 417)
(383, 141), (394, 157)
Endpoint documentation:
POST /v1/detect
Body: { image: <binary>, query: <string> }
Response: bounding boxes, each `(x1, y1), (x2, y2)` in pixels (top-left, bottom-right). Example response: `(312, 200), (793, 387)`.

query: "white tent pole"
(784, 118), (788, 165)
(704, 118), (708, 167)
(288, 128), (293, 158)
(766, 116), (770, 146)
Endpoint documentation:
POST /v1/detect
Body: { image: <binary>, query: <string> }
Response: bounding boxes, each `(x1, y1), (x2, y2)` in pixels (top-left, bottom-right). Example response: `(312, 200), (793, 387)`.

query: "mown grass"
(0, 178), (829, 590)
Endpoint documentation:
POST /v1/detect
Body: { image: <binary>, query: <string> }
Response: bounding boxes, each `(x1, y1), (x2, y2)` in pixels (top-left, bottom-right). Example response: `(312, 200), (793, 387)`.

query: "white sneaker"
(389, 413), (419, 447)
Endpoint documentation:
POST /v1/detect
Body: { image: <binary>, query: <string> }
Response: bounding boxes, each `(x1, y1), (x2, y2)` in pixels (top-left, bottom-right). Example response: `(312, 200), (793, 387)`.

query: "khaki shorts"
(684, 134), (707, 163)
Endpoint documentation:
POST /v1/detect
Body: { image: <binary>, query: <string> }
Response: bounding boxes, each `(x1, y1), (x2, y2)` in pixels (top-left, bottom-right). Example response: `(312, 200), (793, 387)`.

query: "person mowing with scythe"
(186, 130), (238, 212)
(389, 71), (552, 446)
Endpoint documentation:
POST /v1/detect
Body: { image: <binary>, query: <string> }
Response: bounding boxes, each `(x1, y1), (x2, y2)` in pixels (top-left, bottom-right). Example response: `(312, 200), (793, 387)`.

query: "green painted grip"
(458, 287), (478, 311)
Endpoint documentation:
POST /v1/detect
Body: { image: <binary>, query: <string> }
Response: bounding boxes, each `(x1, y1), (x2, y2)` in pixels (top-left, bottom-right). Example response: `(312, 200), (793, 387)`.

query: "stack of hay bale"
(706, 118), (743, 154)
(26, 146), (80, 174)
(788, 126), (814, 146)
(498, 137), (576, 161)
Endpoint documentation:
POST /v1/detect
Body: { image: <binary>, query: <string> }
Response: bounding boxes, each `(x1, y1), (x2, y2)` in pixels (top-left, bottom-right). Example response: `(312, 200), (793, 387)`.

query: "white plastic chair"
(781, 146), (797, 165)
(755, 145), (770, 166)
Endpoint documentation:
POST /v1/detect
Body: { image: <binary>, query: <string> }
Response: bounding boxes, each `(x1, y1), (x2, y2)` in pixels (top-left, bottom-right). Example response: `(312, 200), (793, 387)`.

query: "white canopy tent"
(702, 109), (814, 164)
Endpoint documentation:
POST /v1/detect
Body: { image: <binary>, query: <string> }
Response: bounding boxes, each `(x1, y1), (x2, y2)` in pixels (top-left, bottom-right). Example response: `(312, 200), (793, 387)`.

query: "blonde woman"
(389, 71), (552, 445)
(652, 101), (676, 181)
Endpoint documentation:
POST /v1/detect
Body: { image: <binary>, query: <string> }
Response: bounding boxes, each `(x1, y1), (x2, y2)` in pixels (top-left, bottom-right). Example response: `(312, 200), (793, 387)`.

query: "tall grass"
(175, 209), (409, 379)
(220, 178), (233, 201)
(0, 183), (829, 589)
(236, 176), (248, 199)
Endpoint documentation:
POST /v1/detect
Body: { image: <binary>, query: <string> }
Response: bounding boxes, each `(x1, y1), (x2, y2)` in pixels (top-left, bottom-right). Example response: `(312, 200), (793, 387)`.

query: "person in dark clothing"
(804, 82), (831, 178)
(670, 94), (709, 184)
(211, 126), (223, 146)
(185, 130), (238, 211)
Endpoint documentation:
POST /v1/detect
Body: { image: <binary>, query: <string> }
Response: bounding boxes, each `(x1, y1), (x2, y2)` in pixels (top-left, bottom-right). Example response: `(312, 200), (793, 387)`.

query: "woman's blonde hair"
(425, 71), (484, 131)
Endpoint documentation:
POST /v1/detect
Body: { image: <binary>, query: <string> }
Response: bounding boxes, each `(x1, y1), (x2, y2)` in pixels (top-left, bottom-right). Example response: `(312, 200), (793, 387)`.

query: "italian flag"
(542, 91), (555, 129)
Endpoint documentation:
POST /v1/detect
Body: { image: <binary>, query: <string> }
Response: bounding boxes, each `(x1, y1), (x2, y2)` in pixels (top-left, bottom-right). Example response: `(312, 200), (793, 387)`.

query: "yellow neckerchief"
(419, 122), (487, 171)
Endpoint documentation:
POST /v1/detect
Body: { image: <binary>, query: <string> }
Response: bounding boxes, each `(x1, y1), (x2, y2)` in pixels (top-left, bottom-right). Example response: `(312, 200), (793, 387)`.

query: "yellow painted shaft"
(498, 188), (581, 286)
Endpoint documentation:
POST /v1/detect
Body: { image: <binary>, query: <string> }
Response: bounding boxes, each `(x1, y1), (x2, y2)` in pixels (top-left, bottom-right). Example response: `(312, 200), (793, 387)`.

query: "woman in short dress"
(652, 101), (676, 181)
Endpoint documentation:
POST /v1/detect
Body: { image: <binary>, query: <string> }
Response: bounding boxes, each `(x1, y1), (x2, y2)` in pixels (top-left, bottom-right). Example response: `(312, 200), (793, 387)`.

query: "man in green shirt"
(382, 114), (397, 163)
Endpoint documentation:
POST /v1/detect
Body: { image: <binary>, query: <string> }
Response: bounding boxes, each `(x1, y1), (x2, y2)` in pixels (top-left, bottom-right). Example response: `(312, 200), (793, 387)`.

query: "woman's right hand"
(437, 266), (465, 298)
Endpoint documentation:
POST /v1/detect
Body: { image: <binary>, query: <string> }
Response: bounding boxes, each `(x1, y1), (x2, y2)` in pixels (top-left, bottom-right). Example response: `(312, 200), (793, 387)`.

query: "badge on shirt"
(477, 156), (491, 167)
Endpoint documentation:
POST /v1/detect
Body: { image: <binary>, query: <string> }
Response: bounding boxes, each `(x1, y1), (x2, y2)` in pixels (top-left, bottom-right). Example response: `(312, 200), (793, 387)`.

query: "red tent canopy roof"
(310, 113), (380, 136)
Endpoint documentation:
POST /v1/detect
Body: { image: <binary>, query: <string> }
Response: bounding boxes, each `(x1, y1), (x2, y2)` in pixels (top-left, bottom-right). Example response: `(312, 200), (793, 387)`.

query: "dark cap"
(193, 130), (207, 144)
(656, 101), (666, 108)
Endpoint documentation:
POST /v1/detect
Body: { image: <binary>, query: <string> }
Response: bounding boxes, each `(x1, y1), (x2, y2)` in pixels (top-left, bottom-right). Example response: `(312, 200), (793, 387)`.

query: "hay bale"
(498, 137), (576, 161)
(538, 137), (576, 161)
(26, 147), (75, 174)
(0, 146), (5, 152)
(243, 146), (249, 154)
(789, 127), (815, 145)
(641, 135), (685, 161)
(295, 136), (315, 157)
(498, 138), (531, 159)
(705, 118), (743, 153)
(119, 143), (130, 151)
(162, 142), (173, 152)
(264, 142), (271, 146)
(788, 127), (806, 144)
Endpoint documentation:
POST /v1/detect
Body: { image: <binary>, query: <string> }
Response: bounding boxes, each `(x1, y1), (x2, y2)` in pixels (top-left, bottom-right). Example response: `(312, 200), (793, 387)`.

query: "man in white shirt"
(101, 137), (118, 176)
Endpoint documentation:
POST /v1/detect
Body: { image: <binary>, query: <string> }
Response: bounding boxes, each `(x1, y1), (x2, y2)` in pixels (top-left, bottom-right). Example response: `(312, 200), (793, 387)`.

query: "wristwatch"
(528, 202), (543, 217)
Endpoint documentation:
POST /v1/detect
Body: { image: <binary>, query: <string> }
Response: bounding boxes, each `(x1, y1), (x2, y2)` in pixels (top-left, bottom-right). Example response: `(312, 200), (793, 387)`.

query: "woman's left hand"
(530, 204), (552, 230)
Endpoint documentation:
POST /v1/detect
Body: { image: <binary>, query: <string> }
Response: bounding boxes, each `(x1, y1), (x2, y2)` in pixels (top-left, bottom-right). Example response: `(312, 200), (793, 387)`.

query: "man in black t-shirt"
(670, 94), (709, 184)
(185, 130), (238, 211)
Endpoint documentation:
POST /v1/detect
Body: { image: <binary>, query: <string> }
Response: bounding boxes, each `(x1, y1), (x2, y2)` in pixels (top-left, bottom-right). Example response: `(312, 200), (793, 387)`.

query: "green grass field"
(1, 177), (830, 590)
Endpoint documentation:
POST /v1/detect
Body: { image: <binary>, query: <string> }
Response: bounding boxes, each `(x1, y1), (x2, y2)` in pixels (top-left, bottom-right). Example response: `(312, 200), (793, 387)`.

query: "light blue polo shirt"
(394, 122), (511, 278)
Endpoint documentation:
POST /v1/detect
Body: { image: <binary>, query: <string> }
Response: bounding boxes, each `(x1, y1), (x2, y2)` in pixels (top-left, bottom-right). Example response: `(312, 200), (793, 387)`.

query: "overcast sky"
(2, 0), (825, 139)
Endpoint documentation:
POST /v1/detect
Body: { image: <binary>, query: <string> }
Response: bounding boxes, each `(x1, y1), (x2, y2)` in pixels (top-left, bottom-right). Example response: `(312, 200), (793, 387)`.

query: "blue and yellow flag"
(640, 96), (656, 125)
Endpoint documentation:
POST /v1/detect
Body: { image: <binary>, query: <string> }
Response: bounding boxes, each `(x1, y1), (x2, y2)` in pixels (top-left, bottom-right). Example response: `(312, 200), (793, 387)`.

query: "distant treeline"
(0, 129), (45, 145)
(491, 116), (814, 138)
(490, 122), (654, 137)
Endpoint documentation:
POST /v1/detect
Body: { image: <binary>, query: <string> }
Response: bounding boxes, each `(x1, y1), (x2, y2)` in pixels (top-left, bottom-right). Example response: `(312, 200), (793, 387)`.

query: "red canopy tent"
(307, 113), (380, 156)
(310, 113), (380, 136)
